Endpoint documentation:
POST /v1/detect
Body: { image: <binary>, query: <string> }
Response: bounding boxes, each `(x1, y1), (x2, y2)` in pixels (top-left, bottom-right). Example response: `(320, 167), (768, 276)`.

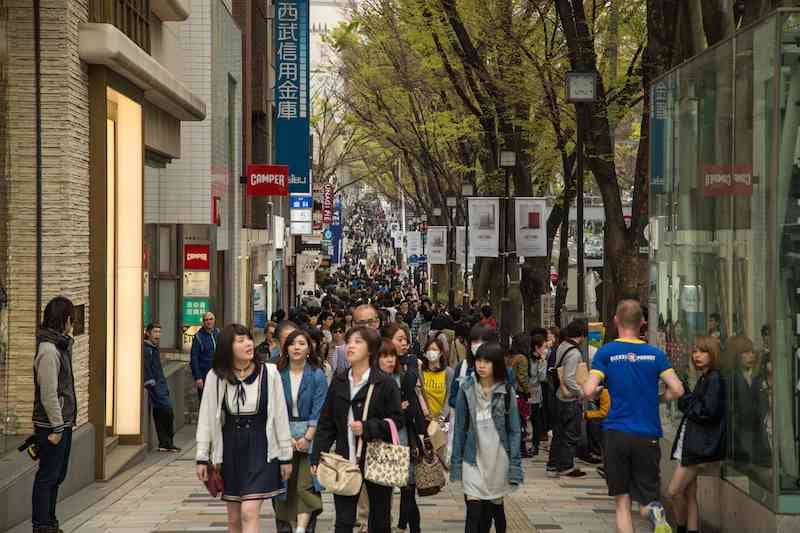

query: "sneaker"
(647, 502), (672, 533)
(597, 466), (607, 478)
(546, 468), (560, 478)
(563, 468), (588, 478)
(577, 454), (602, 465)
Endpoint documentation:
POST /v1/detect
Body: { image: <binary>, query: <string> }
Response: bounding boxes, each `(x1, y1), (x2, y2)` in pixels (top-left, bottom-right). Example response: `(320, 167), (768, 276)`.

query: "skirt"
(221, 414), (285, 502)
(274, 452), (323, 522)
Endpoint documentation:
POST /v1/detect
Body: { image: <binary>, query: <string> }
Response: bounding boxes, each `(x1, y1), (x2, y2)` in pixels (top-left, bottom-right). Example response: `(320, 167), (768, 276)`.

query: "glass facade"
(650, 10), (800, 512)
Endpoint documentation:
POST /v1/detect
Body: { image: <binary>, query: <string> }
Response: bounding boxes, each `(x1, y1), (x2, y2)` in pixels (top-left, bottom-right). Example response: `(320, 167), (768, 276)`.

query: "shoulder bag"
(203, 378), (225, 498)
(316, 384), (374, 496)
(363, 417), (410, 488)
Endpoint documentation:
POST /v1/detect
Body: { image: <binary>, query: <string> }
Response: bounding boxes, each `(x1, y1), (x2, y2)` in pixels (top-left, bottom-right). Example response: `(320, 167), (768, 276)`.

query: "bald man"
(583, 299), (684, 533)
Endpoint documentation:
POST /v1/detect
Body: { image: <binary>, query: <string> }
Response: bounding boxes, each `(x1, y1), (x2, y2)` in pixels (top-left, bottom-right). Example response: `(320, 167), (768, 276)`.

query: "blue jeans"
(32, 427), (72, 528)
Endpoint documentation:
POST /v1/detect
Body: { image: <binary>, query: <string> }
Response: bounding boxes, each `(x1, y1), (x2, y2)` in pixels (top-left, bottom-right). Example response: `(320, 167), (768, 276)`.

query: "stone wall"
(0, 0), (91, 437)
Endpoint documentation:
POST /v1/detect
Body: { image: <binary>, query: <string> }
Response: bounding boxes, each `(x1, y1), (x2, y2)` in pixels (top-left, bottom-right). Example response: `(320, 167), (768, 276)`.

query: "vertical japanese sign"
(275, 0), (311, 194)
(322, 184), (334, 223)
(331, 199), (342, 264)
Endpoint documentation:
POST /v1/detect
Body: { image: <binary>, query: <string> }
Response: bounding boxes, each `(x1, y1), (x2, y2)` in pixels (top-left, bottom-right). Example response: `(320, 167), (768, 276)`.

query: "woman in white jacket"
(196, 323), (294, 533)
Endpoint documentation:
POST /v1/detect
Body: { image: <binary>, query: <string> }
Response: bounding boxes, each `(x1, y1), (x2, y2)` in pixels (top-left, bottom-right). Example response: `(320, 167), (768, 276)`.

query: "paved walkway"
(9, 430), (651, 532)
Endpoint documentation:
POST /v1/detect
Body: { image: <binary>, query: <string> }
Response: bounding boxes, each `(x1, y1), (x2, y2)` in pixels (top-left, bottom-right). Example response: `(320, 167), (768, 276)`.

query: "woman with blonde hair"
(666, 336), (725, 533)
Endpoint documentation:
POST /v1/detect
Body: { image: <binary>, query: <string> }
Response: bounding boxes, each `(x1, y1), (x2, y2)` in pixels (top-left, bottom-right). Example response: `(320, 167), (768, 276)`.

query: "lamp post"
(461, 183), (473, 307)
(499, 151), (516, 300)
(566, 71), (599, 314)
(446, 196), (458, 308)
(430, 209), (440, 298)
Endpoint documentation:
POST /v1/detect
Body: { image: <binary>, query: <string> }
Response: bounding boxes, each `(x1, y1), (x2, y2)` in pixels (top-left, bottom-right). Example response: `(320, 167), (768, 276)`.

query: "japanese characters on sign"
(275, 0), (311, 194)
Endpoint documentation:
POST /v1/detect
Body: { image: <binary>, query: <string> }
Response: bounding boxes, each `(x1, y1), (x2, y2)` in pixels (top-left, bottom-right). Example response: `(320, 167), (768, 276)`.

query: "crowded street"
(3, 1), (800, 533)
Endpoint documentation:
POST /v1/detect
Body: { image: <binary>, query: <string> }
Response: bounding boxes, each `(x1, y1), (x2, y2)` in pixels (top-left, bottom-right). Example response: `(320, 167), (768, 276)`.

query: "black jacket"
(398, 367), (427, 453)
(310, 368), (403, 467)
(671, 369), (726, 466)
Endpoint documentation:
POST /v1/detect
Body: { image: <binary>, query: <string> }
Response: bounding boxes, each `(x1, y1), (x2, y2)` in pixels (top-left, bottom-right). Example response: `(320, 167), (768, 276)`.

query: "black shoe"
(597, 466), (607, 478)
(275, 519), (292, 533)
(578, 454), (602, 465)
(563, 468), (588, 478)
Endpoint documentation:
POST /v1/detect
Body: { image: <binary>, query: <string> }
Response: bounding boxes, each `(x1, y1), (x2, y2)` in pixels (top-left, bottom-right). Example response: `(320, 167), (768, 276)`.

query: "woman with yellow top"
(420, 338), (455, 440)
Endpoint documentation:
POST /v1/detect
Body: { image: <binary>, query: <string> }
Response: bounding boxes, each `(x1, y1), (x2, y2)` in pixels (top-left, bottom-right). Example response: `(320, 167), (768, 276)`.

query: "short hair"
(530, 327), (547, 339)
(693, 335), (721, 370)
(345, 326), (383, 366)
(481, 305), (493, 318)
(469, 323), (498, 343)
(710, 312), (721, 322)
(615, 299), (643, 329)
(422, 337), (449, 370)
(376, 339), (401, 375)
(474, 342), (508, 383)
(564, 319), (587, 339)
(726, 334), (755, 360)
(146, 323), (161, 334)
(382, 322), (410, 343)
(41, 296), (74, 333)
(319, 310), (333, 322)
(531, 333), (548, 351)
(510, 334), (531, 357)
(353, 304), (379, 321)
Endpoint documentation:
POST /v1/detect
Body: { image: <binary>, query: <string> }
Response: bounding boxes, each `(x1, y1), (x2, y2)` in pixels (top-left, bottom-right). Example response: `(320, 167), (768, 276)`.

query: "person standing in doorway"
(191, 312), (220, 400)
(143, 323), (180, 452)
(583, 299), (685, 533)
(32, 296), (77, 533)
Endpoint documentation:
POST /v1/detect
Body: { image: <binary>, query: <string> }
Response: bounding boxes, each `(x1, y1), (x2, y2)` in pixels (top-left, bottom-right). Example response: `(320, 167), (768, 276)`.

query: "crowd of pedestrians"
(27, 270), (732, 533)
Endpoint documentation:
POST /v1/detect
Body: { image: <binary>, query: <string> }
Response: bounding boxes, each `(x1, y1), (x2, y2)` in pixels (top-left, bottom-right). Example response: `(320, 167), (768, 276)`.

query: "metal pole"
(577, 104), (586, 313)
(448, 207), (455, 308)
(504, 167), (510, 299)
(464, 201), (469, 307)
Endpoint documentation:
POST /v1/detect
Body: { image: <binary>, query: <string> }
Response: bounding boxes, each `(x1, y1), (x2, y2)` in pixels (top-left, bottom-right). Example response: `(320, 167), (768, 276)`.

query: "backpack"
(547, 344), (580, 391)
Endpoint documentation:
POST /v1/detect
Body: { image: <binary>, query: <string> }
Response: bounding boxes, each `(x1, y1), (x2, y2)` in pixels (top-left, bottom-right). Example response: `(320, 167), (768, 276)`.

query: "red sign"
(184, 244), (210, 270)
(322, 184), (334, 224)
(246, 164), (289, 197)
(701, 165), (753, 197)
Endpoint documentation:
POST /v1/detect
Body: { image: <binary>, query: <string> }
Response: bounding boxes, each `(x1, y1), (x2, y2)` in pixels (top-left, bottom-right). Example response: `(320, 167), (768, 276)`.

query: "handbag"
(415, 446), (446, 497)
(316, 452), (363, 496)
(204, 465), (224, 498)
(364, 418), (410, 488)
(416, 381), (448, 451)
(314, 384), (375, 496)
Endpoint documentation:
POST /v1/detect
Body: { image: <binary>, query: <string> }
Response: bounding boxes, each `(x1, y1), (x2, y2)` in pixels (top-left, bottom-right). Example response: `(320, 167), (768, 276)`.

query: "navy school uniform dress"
(222, 364), (285, 502)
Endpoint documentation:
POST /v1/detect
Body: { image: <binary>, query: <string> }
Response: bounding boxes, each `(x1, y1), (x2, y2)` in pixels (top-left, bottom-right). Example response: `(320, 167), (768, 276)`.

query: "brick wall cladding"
(0, 0), (91, 435)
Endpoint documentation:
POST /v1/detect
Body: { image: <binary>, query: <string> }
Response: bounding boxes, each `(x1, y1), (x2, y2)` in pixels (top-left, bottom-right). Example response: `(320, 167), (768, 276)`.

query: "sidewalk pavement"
(8, 430), (651, 533)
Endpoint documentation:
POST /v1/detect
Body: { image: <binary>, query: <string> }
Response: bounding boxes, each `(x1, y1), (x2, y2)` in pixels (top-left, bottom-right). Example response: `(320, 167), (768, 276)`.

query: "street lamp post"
(499, 150), (516, 340)
(566, 71), (599, 314)
(431, 208), (440, 298)
(446, 196), (457, 308)
(461, 183), (473, 307)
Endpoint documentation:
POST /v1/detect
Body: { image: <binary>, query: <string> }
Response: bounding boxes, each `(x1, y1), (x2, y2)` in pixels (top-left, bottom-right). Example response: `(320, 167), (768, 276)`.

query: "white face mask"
(471, 342), (483, 354)
(425, 350), (441, 362)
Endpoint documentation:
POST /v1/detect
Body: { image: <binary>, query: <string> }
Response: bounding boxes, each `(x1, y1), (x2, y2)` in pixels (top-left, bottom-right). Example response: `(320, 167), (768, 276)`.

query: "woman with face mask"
(420, 338), (455, 425)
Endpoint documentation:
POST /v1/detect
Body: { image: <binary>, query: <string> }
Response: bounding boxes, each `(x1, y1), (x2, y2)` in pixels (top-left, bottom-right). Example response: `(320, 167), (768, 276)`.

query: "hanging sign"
(246, 164), (289, 196)
(515, 198), (547, 257)
(427, 226), (447, 265)
(183, 271), (211, 298)
(406, 231), (423, 257)
(184, 244), (210, 270)
(467, 197), (500, 257)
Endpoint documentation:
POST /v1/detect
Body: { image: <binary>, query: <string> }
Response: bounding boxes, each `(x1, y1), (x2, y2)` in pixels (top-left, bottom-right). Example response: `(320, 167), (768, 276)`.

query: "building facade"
(0, 0), (205, 528)
(650, 8), (800, 530)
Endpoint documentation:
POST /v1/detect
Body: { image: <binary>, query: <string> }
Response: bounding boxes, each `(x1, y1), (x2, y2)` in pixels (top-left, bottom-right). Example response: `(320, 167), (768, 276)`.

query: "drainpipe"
(34, 0), (42, 319)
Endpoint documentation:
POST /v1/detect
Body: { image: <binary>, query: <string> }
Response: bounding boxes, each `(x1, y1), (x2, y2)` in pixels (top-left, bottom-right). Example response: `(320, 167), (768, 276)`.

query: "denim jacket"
(279, 365), (328, 425)
(449, 375), (523, 485)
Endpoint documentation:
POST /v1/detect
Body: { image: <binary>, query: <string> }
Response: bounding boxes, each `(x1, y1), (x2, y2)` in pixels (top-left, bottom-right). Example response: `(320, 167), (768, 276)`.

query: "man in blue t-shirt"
(583, 299), (684, 533)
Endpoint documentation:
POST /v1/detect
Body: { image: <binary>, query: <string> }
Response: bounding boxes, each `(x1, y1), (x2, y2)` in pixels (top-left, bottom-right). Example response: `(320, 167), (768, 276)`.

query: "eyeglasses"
(353, 317), (379, 327)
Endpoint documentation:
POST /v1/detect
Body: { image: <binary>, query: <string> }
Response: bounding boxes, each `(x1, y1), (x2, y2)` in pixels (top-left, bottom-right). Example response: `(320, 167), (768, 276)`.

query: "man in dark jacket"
(32, 296), (77, 533)
(190, 312), (220, 399)
(144, 323), (180, 452)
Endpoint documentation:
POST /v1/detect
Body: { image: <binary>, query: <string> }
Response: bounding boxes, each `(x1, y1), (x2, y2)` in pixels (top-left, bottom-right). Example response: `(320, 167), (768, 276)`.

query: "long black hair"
(213, 323), (261, 382)
(277, 329), (320, 371)
(467, 323), (499, 365)
(474, 342), (508, 383)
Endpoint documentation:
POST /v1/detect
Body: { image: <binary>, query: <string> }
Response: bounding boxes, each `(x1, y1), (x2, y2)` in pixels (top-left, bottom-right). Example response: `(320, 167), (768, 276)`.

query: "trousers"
(32, 427), (72, 528)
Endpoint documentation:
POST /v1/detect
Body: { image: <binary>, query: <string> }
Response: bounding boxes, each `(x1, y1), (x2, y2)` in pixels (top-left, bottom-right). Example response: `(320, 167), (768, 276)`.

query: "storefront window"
(651, 12), (782, 509)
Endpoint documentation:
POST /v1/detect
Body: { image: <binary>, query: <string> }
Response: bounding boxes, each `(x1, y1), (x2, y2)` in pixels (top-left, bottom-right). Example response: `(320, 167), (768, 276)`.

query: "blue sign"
(275, 0), (311, 194)
(290, 194), (313, 209)
(331, 200), (342, 264)
(323, 229), (333, 240)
